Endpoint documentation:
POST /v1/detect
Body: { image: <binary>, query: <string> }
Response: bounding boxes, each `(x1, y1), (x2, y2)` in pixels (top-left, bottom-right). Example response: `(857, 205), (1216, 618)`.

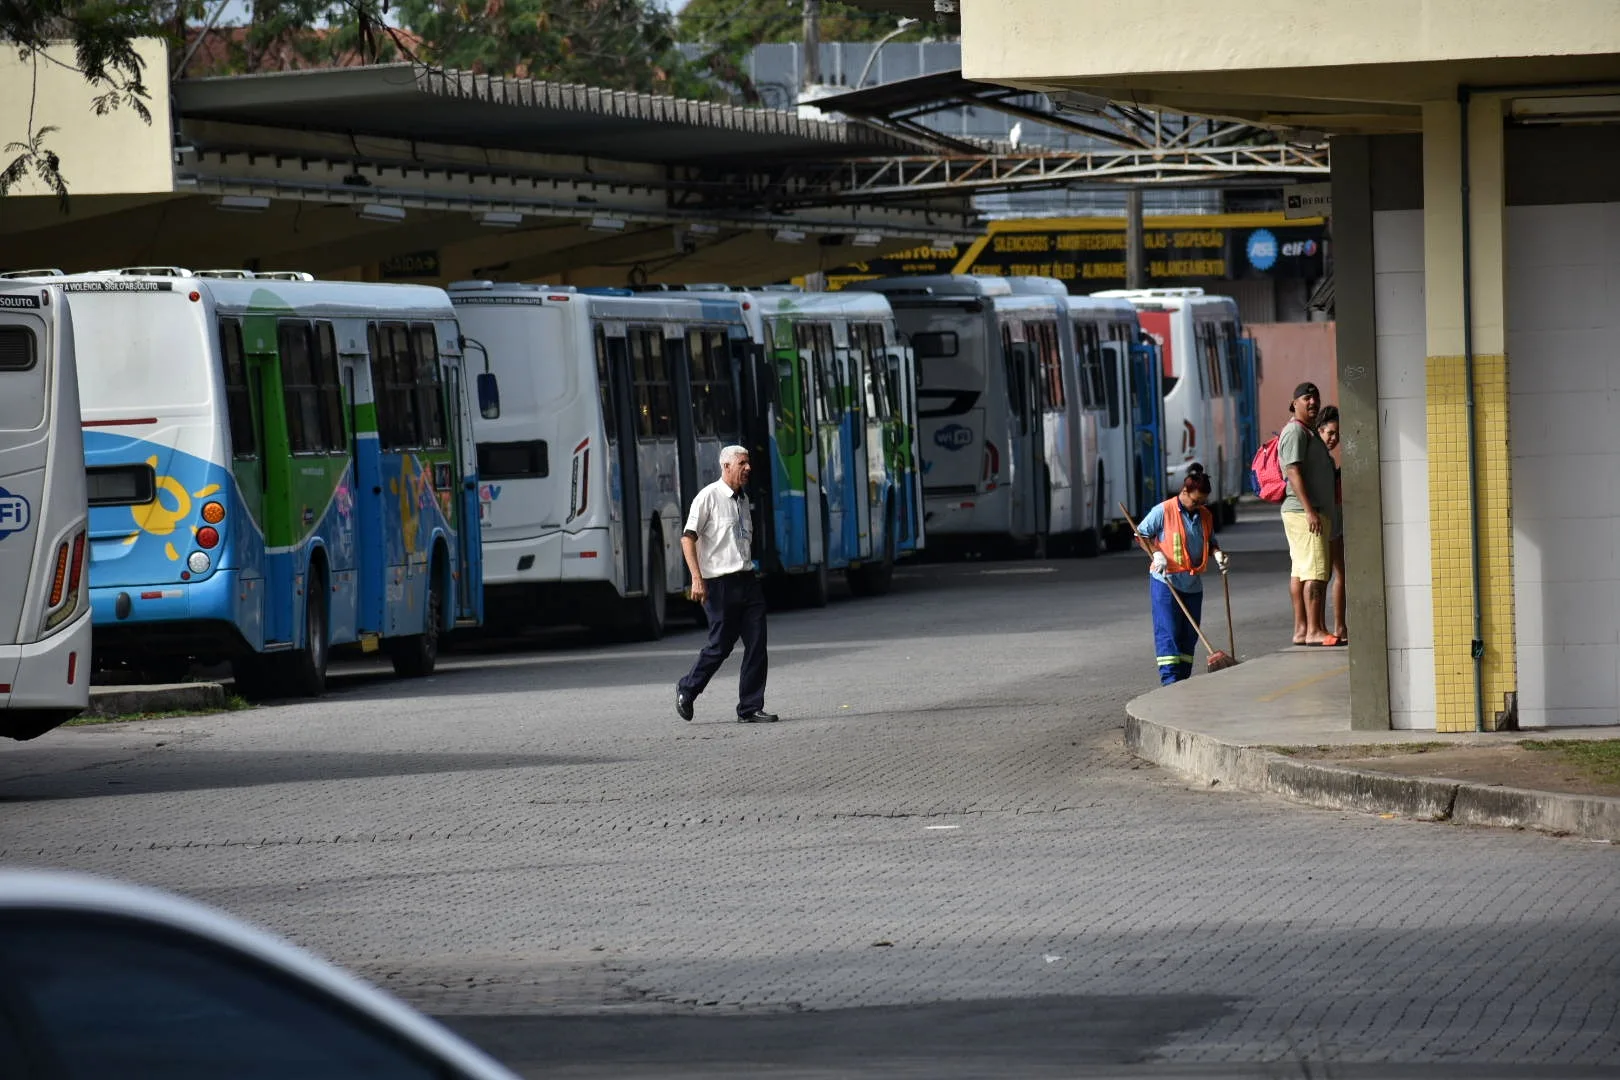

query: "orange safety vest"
(1156, 496), (1212, 574)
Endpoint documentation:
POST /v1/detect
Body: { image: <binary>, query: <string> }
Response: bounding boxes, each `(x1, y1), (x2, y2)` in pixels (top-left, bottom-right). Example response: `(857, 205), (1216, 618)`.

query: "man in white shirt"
(675, 445), (775, 723)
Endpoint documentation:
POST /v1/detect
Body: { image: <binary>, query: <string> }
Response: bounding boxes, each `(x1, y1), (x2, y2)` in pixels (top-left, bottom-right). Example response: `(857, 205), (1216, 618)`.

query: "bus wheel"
(387, 557), (444, 678)
(848, 503), (896, 598)
(632, 535), (668, 641)
(283, 575), (329, 697)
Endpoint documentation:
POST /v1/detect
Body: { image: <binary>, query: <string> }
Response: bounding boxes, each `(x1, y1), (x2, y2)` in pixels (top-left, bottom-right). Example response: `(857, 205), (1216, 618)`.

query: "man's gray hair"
(719, 444), (750, 467)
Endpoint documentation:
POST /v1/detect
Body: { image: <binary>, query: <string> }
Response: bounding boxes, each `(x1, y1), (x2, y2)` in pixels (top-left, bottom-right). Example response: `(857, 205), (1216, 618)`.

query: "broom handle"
(1119, 502), (1224, 658)
(1223, 569), (1237, 657)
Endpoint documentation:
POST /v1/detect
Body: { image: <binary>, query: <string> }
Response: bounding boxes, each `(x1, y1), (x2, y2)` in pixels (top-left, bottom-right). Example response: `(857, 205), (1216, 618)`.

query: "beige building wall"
(0, 37), (175, 198)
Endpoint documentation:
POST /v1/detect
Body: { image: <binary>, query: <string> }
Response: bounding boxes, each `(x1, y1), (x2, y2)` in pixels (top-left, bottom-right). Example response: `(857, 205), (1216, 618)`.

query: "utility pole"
(1125, 188), (1146, 289)
(803, 0), (822, 90)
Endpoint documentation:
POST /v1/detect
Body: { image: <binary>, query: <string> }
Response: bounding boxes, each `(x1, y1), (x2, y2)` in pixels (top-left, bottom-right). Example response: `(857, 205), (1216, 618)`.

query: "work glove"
(1214, 550), (1230, 574)
(1150, 551), (1168, 575)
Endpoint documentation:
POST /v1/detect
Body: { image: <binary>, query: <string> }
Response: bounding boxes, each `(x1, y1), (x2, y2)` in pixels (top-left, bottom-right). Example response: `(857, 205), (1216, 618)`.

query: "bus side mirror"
(476, 372), (501, 419)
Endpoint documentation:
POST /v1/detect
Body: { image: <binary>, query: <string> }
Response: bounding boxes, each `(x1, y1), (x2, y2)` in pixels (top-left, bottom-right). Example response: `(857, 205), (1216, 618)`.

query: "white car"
(0, 868), (522, 1079)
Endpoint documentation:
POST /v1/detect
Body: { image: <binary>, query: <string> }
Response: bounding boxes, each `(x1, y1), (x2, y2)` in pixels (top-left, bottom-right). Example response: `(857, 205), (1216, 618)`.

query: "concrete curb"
(86, 682), (228, 718)
(1124, 711), (1620, 843)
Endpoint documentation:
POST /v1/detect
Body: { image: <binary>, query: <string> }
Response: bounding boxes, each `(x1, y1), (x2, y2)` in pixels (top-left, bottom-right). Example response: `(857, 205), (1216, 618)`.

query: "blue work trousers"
(1150, 577), (1203, 685)
(679, 571), (769, 716)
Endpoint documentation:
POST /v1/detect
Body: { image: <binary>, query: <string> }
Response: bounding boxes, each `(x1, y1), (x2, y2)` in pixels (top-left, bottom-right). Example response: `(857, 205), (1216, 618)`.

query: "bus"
(1065, 293), (1164, 551)
(19, 268), (482, 698)
(0, 281), (90, 739)
(1094, 288), (1253, 524)
(850, 274), (1064, 556)
(743, 288), (922, 604)
(450, 282), (778, 639)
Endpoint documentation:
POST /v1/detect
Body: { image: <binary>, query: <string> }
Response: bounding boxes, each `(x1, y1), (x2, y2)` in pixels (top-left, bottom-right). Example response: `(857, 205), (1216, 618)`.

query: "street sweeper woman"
(1134, 469), (1231, 684)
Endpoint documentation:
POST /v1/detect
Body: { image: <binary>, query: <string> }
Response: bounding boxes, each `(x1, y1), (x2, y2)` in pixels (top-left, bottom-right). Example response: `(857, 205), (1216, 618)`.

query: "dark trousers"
(1150, 577), (1203, 685)
(679, 571), (768, 716)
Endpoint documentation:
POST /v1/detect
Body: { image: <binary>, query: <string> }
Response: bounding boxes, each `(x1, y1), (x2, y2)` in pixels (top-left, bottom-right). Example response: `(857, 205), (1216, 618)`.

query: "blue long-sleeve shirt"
(1136, 500), (1215, 594)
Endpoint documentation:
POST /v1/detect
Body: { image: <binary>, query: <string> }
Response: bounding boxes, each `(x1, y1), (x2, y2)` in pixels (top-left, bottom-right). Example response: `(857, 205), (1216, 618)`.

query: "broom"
(1119, 502), (1239, 673)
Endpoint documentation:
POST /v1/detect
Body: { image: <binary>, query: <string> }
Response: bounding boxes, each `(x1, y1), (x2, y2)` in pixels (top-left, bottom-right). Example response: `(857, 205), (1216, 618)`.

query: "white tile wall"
(1508, 201), (1620, 728)
(1374, 209), (1435, 729)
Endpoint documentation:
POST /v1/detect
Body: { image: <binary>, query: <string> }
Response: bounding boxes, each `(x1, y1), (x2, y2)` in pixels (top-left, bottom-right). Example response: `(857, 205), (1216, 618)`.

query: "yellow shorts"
(1283, 511), (1331, 582)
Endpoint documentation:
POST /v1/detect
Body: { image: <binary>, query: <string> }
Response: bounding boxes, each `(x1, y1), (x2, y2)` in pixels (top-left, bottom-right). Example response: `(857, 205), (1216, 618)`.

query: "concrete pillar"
(1420, 95), (1516, 732)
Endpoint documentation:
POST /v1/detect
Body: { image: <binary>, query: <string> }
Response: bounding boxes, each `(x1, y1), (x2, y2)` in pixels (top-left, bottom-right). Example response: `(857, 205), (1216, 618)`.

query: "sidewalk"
(1125, 648), (1620, 842)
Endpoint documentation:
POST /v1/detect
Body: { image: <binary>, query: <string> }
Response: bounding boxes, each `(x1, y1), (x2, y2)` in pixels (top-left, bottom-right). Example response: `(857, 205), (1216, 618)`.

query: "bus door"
(1130, 339), (1165, 512)
(731, 332), (778, 570)
(442, 348), (481, 624)
(794, 326), (829, 569)
(1002, 331), (1047, 539)
(218, 317), (268, 646)
(886, 342), (923, 552)
(841, 343), (873, 562)
(601, 325), (643, 593)
(1236, 333), (1260, 464)
(344, 342), (385, 637)
(668, 326), (700, 539)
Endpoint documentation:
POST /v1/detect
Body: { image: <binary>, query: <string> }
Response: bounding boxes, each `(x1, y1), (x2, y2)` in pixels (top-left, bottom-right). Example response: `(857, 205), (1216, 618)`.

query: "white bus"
(1094, 288), (1249, 524)
(851, 275), (1063, 556)
(1066, 293), (1157, 551)
(449, 282), (766, 639)
(0, 281), (90, 739)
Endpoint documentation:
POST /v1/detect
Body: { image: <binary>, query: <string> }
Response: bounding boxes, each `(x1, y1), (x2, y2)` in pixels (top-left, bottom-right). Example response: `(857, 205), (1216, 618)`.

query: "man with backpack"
(1277, 382), (1339, 646)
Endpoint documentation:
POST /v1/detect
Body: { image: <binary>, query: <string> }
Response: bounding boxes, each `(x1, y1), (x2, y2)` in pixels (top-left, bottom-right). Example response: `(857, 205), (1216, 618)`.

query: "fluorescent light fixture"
(215, 194), (270, 213)
(686, 222), (720, 236)
(1511, 94), (1620, 123)
(479, 210), (523, 228)
(851, 231), (883, 247)
(928, 235), (956, 250)
(356, 203), (406, 223)
(588, 216), (627, 233)
(774, 228), (807, 245)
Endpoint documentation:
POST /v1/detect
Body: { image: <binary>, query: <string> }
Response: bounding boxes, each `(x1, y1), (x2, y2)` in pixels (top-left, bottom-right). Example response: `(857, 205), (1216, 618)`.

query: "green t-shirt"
(1278, 419), (1336, 515)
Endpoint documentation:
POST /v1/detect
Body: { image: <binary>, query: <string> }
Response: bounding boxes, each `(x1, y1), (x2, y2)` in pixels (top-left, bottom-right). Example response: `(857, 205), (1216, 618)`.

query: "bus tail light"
(42, 529), (86, 634)
(567, 439), (590, 522)
(201, 501), (225, 524)
(982, 440), (1000, 489)
(197, 526), (220, 549)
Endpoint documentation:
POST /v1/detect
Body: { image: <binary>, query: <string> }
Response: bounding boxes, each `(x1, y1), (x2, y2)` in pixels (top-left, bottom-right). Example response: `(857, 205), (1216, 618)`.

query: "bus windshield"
(69, 293), (212, 413)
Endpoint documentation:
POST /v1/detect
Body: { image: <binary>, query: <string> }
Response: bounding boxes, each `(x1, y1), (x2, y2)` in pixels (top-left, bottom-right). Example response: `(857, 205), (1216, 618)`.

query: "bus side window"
(629, 328), (671, 438)
(217, 318), (257, 459)
(1103, 344), (1121, 430)
(277, 320), (328, 454)
(410, 324), (447, 449)
(594, 326), (618, 444)
(315, 322), (346, 447)
(371, 322), (420, 450)
(708, 329), (737, 437)
(1036, 321), (1064, 411)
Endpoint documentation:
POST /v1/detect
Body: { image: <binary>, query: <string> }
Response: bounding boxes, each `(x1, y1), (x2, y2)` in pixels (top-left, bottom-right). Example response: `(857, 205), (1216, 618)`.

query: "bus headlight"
(187, 551), (211, 575)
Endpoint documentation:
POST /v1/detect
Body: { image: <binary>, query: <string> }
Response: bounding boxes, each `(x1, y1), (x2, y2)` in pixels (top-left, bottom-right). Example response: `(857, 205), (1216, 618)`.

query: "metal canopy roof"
(172, 63), (923, 163)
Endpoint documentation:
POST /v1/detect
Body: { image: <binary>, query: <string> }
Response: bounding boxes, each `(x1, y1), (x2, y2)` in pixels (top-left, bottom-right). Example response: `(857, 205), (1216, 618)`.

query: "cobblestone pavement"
(1, 521), (1616, 1076)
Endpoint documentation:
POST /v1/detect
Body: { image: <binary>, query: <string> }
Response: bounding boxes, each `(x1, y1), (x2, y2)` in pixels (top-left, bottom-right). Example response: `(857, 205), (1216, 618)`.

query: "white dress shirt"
(684, 479), (753, 579)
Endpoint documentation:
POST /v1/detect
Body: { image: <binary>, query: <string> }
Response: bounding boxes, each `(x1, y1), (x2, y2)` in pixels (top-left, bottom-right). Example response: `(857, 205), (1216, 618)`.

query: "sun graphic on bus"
(121, 455), (222, 561)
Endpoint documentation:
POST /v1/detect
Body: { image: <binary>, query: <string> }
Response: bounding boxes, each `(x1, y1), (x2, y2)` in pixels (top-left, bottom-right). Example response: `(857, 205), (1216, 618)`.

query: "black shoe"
(675, 688), (694, 721)
(737, 710), (778, 724)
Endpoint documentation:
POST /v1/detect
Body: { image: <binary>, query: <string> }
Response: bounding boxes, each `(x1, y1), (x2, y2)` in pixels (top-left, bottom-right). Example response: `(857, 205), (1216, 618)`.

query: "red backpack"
(1249, 421), (1295, 502)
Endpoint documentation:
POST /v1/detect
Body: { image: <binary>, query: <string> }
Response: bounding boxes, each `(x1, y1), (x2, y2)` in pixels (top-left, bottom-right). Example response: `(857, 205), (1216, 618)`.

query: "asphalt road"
(1, 515), (1616, 1078)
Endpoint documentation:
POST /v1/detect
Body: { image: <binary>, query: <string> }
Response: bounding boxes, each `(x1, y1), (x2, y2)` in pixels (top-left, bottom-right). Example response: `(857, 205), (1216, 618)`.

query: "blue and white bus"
(14, 268), (483, 697)
(0, 280), (90, 738)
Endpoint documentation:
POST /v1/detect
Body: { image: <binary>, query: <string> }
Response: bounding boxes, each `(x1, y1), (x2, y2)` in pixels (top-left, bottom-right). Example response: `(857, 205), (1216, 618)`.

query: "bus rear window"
(87, 464), (155, 507)
(0, 326), (36, 371)
(911, 331), (958, 358)
(477, 440), (549, 480)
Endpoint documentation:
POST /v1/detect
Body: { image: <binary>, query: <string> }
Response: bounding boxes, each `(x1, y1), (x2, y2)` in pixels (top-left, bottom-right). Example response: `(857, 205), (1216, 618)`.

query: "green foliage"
(678, 0), (928, 47)
(394, 0), (709, 97)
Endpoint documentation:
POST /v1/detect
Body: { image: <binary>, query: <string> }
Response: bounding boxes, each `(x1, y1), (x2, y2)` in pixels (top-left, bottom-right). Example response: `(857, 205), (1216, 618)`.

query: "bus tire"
(283, 567), (329, 698)
(632, 530), (668, 641)
(386, 550), (445, 678)
(848, 502), (896, 597)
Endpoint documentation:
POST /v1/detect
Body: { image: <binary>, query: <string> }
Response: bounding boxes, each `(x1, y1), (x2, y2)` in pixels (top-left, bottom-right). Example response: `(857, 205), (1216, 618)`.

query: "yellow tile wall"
(1426, 353), (1516, 732)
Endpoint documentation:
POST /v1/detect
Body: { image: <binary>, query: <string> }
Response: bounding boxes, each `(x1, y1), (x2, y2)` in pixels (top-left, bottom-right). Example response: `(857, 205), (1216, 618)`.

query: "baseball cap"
(1292, 381), (1320, 400)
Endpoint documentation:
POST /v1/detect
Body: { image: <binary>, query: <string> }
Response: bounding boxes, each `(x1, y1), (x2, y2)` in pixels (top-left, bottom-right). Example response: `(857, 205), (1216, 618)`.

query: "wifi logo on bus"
(934, 424), (974, 451)
(0, 487), (29, 541)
